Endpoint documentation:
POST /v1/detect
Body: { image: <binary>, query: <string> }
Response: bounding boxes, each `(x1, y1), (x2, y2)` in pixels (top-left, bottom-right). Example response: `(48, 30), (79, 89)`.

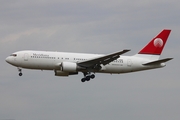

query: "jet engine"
(60, 62), (77, 72)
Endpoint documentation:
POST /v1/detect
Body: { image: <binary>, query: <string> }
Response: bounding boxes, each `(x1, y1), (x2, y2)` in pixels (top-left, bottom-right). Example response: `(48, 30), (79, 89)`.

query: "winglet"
(138, 29), (171, 55)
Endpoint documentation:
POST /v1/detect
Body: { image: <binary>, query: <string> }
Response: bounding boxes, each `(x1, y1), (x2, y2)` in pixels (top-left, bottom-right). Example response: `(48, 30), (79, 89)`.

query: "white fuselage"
(6, 50), (164, 74)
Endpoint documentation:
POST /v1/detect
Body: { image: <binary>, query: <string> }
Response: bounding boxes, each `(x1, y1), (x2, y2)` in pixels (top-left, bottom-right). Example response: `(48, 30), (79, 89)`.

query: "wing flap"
(78, 49), (130, 67)
(102, 54), (119, 65)
(143, 58), (173, 65)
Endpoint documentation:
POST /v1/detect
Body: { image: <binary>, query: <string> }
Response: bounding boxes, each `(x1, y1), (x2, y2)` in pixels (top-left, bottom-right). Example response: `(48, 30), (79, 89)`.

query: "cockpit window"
(10, 54), (17, 57)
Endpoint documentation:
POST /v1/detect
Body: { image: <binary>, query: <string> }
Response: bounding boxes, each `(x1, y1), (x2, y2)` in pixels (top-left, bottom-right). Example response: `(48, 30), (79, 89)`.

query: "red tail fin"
(138, 29), (171, 55)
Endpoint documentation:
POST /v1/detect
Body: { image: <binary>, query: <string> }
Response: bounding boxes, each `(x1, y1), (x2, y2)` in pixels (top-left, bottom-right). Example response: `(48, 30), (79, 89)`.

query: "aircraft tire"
(86, 76), (91, 81)
(90, 74), (95, 79)
(81, 78), (86, 82)
(19, 73), (22, 76)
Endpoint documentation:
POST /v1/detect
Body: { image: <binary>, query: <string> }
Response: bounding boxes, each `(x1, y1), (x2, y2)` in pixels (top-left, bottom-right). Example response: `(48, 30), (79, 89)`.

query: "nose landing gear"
(18, 68), (23, 76)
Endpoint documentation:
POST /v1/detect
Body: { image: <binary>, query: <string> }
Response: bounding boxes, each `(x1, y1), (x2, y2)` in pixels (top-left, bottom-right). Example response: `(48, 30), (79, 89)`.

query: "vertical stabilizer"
(135, 29), (171, 60)
(139, 29), (171, 55)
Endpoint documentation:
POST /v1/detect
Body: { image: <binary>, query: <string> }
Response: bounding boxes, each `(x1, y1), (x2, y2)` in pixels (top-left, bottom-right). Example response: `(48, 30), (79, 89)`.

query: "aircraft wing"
(77, 49), (130, 69)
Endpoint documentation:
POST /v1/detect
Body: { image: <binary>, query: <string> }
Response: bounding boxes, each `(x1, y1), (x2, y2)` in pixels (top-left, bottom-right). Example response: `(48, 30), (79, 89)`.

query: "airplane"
(5, 29), (173, 82)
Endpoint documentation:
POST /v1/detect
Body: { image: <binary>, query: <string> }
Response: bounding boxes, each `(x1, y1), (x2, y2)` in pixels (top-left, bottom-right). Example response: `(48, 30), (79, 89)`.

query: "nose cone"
(5, 57), (11, 63)
(5, 56), (14, 65)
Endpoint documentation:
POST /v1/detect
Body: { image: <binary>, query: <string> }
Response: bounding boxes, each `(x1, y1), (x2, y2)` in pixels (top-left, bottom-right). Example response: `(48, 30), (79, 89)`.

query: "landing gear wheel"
(86, 76), (91, 81)
(81, 78), (86, 82)
(19, 73), (22, 76)
(90, 74), (95, 79)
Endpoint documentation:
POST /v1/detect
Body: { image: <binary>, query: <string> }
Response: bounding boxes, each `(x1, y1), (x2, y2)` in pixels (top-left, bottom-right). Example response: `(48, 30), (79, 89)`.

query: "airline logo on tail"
(139, 29), (171, 55)
(154, 38), (163, 47)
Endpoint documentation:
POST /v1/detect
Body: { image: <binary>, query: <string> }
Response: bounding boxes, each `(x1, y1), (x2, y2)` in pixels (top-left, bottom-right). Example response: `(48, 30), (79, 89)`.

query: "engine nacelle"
(54, 70), (78, 76)
(61, 62), (77, 72)
(55, 70), (69, 76)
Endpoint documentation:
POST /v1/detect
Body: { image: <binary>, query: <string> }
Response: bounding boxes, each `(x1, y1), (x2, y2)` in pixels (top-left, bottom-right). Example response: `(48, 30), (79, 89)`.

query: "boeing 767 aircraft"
(6, 29), (173, 82)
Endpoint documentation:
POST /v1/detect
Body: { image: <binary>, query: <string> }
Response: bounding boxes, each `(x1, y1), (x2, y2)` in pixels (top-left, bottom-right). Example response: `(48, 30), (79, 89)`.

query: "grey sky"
(0, 0), (180, 120)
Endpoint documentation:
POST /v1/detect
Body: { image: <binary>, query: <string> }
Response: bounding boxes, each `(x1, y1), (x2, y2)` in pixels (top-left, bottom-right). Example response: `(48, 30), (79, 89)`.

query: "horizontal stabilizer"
(143, 58), (173, 65)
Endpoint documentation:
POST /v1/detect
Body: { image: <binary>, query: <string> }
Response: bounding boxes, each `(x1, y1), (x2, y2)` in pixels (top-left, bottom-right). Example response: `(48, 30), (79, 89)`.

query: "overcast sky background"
(0, 0), (180, 120)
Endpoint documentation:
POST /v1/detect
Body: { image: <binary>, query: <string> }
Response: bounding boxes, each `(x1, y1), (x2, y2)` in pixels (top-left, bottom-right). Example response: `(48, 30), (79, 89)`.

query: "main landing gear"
(81, 72), (95, 82)
(18, 68), (23, 76)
